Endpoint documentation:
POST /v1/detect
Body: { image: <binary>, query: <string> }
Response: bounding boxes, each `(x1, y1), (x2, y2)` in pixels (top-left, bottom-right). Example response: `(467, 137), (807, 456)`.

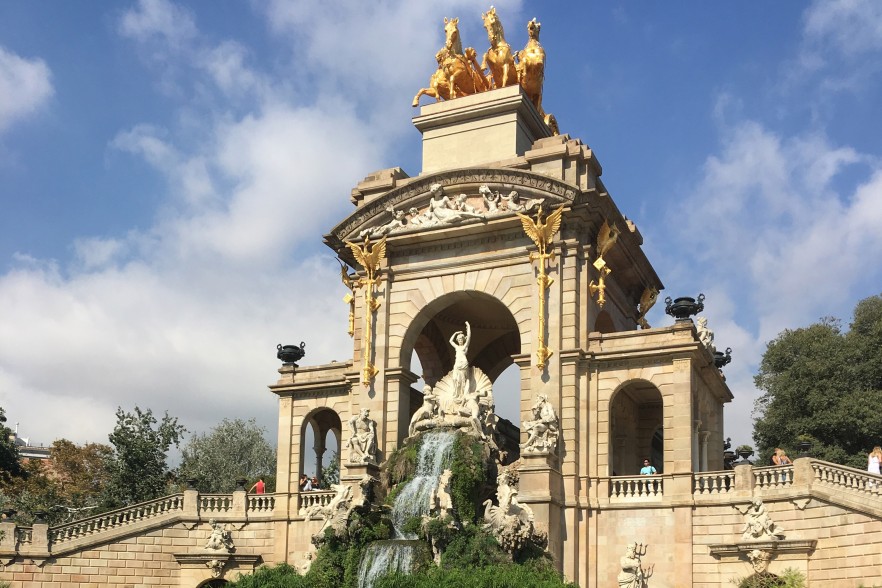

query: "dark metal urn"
(33, 510), (48, 524)
(277, 342), (306, 365)
(714, 347), (733, 369)
(796, 440), (812, 457)
(235, 478), (248, 491)
(1, 509), (16, 520)
(665, 293), (705, 322)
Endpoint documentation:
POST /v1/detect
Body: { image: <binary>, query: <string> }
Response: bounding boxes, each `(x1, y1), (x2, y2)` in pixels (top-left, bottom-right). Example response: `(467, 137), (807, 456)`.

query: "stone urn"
(277, 342), (306, 365)
(185, 478), (198, 490)
(665, 293), (705, 322)
(737, 448), (754, 464)
(714, 347), (733, 368)
(235, 478), (248, 491)
(796, 440), (812, 456)
(33, 511), (48, 524)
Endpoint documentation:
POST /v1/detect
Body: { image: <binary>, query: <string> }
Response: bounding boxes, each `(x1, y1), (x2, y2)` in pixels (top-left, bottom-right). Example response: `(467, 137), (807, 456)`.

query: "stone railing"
(812, 461), (882, 499)
(16, 527), (33, 546)
(297, 490), (337, 515)
(693, 471), (734, 495)
(754, 465), (793, 489)
(609, 476), (663, 501)
(199, 494), (233, 514)
(248, 494), (276, 513)
(49, 494), (185, 546)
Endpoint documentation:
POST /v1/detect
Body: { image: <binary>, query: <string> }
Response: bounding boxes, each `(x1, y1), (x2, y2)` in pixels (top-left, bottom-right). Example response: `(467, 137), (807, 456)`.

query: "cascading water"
(357, 429), (457, 588)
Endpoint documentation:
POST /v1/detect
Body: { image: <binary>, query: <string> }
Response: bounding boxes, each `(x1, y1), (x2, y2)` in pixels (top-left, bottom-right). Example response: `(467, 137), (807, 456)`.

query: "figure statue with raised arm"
(521, 394), (559, 453)
(696, 316), (716, 355)
(449, 321), (472, 398)
(346, 408), (378, 464)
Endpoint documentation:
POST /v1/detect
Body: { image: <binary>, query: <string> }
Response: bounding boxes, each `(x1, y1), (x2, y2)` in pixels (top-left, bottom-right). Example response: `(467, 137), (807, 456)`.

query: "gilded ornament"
(346, 235), (387, 385)
(589, 219), (619, 308)
(338, 259), (358, 338)
(518, 204), (565, 370)
(637, 287), (659, 329)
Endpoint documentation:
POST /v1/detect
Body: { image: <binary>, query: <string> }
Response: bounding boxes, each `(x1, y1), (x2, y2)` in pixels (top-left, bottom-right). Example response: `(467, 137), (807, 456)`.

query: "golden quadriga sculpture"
(413, 9), (558, 134)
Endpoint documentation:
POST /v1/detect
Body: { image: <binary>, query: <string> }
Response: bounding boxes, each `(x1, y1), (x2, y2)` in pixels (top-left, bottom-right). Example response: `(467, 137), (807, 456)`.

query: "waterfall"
(357, 429), (456, 588)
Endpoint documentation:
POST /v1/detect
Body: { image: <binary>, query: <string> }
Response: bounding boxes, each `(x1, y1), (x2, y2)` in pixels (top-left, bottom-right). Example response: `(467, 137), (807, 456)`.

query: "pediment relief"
(325, 168), (581, 250)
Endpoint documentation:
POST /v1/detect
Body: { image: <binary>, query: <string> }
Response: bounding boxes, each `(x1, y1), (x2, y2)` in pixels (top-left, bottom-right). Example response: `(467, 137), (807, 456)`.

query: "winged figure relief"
(596, 220), (620, 259)
(637, 287), (659, 329)
(346, 235), (387, 279)
(517, 204), (564, 258)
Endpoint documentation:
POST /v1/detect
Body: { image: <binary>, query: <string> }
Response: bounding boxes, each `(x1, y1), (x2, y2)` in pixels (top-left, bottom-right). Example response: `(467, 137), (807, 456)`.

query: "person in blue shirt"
(639, 458), (657, 475)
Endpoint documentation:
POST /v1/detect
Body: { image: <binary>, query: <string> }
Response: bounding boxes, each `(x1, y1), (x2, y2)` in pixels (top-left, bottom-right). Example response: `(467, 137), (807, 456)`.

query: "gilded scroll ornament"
(346, 235), (387, 385)
(518, 204), (565, 370)
(637, 287), (659, 329)
(589, 219), (619, 308)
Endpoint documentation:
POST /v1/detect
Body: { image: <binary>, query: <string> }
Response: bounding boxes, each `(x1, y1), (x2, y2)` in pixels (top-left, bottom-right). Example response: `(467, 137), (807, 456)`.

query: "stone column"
(314, 439), (326, 482)
(692, 420), (702, 472)
(699, 431), (710, 472)
(518, 452), (564, 571)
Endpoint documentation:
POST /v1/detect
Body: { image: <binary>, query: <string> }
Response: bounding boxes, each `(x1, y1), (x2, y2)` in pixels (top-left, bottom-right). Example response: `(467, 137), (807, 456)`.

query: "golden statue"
(337, 259), (358, 338)
(481, 7), (518, 89)
(346, 235), (387, 385)
(518, 204), (565, 370)
(637, 287), (659, 330)
(413, 17), (488, 107)
(590, 219), (619, 308)
(516, 18), (545, 115)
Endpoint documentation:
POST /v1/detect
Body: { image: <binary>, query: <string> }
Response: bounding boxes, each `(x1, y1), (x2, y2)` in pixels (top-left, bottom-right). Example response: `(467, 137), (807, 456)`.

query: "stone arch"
(196, 580), (228, 588)
(300, 407), (342, 483)
(594, 310), (615, 334)
(396, 289), (523, 449)
(608, 379), (664, 476)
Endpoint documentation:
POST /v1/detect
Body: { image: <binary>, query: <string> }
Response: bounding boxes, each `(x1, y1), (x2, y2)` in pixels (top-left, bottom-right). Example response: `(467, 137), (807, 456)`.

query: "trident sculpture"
(588, 219), (620, 308)
(346, 235), (387, 386)
(518, 204), (564, 370)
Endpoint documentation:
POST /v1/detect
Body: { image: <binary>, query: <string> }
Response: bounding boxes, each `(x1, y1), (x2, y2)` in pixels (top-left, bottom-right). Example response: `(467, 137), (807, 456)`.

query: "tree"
(753, 294), (882, 468)
(0, 407), (23, 485)
(104, 407), (186, 507)
(178, 418), (276, 493)
(321, 450), (340, 487)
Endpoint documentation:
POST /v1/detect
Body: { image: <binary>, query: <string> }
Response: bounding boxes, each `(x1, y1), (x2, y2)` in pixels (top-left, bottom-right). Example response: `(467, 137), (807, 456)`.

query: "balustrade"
(753, 465), (793, 489)
(247, 494), (276, 513)
(609, 476), (663, 501)
(199, 494), (233, 514)
(813, 462), (882, 498)
(298, 490), (336, 515)
(49, 494), (184, 545)
(693, 471), (734, 495)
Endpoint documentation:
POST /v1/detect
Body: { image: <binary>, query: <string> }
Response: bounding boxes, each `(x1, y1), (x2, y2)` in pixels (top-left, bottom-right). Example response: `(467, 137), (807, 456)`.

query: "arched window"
(609, 380), (664, 475)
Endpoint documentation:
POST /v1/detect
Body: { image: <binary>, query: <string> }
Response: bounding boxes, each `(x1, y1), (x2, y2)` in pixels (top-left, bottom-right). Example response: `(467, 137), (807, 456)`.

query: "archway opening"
(402, 290), (521, 450)
(594, 310), (615, 334)
(300, 408), (341, 488)
(609, 381), (664, 475)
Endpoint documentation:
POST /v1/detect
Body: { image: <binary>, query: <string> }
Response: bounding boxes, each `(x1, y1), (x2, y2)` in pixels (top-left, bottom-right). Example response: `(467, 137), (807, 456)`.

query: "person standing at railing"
(639, 458), (657, 475)
(868, 446), (882, 476)
(249, 478), (266, 494)
(771, 448), (791, 466)
(299, 474), (310, 492)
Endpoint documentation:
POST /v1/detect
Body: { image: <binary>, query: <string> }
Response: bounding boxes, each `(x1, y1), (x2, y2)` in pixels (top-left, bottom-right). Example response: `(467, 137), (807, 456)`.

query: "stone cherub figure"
(204, 518), (234, 552)
(346, 408), (378, 464)
(739, 498), (785, 541)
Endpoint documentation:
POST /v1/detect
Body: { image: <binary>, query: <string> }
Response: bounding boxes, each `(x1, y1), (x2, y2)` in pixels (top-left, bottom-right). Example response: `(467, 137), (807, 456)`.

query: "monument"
(3, 8), (882, 588)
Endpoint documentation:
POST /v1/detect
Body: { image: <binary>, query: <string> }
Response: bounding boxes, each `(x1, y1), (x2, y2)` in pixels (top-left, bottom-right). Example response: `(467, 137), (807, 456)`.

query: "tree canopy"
(753, 294), (882, 468)
(104, 406), (186, 507)
(0, 407), (23, 485)
(178, 418), (276, 493)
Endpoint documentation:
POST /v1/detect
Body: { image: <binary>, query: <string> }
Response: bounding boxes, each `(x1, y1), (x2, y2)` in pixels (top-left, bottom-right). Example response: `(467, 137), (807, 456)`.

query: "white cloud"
(803, 0), (882, 58)
(658, 116), (882, 442)
(0, 46), (53, 134)
(119, 0), (197, 47)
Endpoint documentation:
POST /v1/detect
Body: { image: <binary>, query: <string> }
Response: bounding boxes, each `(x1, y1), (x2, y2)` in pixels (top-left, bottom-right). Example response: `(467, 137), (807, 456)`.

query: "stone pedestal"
(518, 452), (564, 568)
(413, 85), (554, 174)
(342, 462), (383, 503)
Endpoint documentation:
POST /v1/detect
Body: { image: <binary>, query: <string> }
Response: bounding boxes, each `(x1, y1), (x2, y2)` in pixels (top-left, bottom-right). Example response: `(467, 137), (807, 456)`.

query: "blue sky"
(1, 0), (881, 454)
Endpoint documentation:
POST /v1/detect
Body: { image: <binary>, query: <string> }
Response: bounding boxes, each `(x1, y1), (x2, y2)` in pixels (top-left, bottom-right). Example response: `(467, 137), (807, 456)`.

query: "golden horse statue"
(413, 17), (488, 107)
(516, 18), (545, 115)
(481, 7), (517, 89)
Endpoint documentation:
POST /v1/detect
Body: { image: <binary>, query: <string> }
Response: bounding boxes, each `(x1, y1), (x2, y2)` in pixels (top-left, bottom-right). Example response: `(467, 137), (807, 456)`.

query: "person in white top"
(868, 446), (882, 476)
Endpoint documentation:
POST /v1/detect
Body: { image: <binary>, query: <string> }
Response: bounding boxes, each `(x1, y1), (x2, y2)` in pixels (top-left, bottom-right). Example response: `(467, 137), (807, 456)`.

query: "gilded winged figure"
(347, 235), (387, 280)
(517, 204), (564, 259)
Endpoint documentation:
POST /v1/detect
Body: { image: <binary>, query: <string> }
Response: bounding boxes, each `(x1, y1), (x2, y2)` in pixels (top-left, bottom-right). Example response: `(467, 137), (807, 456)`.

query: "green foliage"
(0, 407), (23, 485)
(178, 418), (276, 493)
(227, 563), (308, 587)
(448, 433), (488, 523)
(104, 406), (186, 507)
(321, 450), (340, 487)
(734, 568), (805, 588)
(753, 294), (882, 468)
(373, 557), (577, 588)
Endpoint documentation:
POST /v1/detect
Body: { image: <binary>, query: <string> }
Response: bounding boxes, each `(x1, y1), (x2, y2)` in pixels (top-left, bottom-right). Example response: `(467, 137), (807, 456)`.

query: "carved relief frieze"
(330, 168), (579, 243)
